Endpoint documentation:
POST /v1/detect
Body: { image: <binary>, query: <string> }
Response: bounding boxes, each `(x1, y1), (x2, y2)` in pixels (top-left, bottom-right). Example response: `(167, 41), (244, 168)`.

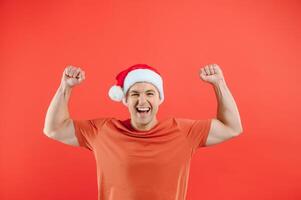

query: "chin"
(137, 119), (150, 125)
(135, 117), (152, 125)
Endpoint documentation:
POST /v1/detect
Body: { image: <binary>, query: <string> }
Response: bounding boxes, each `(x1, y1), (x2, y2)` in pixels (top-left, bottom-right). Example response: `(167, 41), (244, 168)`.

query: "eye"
(131, 93), (139, 96)
(147, 93), (154, 96)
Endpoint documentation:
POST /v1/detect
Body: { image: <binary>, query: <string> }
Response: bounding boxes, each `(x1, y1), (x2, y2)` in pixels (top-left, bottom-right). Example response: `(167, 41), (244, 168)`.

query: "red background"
(1, 0), (300, 199)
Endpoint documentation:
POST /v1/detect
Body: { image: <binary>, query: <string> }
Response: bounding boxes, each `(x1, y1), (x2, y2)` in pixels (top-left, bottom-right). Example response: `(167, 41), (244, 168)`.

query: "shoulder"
(74, 117), (113, 129)
(172, 117), (212, 130)
(172, 117), (206, 125)
(94, 117), (118, 126)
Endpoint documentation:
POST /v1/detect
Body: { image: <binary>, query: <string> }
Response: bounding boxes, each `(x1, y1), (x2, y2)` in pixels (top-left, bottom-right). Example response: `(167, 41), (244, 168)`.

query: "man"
(43, 63), (243, 200)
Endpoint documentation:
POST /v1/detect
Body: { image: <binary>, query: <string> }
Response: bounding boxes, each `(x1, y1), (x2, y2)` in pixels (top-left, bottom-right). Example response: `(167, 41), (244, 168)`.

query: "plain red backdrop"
(1, 0), (300, 199)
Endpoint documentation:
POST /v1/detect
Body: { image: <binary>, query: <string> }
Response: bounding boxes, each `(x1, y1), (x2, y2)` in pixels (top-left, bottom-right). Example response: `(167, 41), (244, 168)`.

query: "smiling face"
(124, 82), (162, 131)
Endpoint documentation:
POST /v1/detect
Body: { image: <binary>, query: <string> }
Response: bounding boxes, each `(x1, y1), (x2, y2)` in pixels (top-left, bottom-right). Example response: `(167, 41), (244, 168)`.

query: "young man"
(43, 64), (243, 200)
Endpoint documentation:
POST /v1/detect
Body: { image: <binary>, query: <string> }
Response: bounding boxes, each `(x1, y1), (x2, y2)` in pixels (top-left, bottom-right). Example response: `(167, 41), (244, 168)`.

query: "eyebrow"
(129, 89), (156, 93)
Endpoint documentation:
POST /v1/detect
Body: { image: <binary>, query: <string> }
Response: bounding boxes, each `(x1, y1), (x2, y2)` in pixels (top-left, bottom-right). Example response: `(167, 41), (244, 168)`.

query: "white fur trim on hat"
(123, 69), (164, 102)
(108, 85), (124, 102)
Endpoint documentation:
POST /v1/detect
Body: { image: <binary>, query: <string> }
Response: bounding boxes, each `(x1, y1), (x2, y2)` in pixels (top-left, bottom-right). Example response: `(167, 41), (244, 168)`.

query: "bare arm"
(43, 66), (85, 146)
(200, 64), (243, 146)
(213, 78), (243, 134)
(43, 84), (72, 134)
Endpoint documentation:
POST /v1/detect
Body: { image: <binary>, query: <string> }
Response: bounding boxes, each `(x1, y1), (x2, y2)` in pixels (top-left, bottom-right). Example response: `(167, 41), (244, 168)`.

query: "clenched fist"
(199, 64), (225, 85)
(60, 66), (85, 88)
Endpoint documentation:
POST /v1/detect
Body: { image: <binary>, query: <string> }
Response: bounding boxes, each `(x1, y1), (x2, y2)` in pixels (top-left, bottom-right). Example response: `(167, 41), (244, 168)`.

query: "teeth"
(137, 107), (150, 111)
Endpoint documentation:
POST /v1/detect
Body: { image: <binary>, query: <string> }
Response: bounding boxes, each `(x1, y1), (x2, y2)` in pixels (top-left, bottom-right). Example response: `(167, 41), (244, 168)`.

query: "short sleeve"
(176, 118), (212, 150)
(73, 118), (108, 151)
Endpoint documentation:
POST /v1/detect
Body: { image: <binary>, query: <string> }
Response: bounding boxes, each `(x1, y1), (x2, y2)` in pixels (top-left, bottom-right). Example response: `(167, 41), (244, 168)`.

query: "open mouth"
(136, 107), (151, 115)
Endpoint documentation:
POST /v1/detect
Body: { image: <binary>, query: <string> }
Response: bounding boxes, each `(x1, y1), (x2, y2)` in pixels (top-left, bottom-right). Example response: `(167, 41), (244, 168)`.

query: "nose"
(138, 94), (147, 104)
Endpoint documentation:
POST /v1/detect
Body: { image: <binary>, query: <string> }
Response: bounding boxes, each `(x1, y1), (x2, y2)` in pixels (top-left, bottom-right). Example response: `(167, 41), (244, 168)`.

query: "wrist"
(59, 82), (73, 92)
(212, 79), (227, 87)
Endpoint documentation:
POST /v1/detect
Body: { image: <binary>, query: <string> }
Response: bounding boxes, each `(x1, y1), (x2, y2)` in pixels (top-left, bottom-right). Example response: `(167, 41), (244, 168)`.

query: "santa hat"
(108, 64), (164, 104)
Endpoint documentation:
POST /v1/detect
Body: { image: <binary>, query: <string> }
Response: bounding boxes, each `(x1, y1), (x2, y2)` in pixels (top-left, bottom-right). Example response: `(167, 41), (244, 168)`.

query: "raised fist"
(61, 66), (85, 88)
(199, 64), (225, 85)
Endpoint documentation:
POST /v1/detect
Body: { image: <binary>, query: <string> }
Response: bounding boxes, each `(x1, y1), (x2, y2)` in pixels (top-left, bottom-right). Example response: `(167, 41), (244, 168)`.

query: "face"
(124, 82), (161, 129)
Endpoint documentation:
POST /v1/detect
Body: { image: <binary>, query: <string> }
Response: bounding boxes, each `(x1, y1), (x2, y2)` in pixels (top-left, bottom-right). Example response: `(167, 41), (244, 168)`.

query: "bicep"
(205, 118), (237, 146)
(50, 119), (80, 146)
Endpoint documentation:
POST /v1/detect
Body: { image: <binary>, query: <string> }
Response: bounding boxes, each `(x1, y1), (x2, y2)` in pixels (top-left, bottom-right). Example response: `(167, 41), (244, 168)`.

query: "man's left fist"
(199, 64), (225, 85)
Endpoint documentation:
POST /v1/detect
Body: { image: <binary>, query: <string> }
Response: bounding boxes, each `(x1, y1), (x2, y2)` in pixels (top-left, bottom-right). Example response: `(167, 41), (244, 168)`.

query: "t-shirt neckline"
(118, 118), (172, 136)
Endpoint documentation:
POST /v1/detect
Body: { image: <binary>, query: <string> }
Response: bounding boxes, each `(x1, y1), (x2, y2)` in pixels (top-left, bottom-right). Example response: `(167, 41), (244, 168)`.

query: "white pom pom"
(108, 85), (124, 102)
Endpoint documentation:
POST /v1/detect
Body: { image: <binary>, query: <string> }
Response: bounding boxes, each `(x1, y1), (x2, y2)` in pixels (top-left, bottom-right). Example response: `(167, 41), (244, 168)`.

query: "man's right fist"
(61, 66), (85, 88)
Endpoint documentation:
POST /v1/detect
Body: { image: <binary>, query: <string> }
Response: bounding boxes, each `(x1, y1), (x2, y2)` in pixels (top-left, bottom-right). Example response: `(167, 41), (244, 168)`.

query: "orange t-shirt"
(73, 117), (211, 200)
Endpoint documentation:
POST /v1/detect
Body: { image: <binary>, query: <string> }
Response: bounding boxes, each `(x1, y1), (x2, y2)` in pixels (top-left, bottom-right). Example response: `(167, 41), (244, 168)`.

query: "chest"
(94, 129), (191, 176)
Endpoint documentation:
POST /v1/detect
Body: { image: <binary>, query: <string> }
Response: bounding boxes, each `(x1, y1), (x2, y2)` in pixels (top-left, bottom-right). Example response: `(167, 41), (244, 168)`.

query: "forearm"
(43, 84), (72, 135)
(213, 79), (243, 134)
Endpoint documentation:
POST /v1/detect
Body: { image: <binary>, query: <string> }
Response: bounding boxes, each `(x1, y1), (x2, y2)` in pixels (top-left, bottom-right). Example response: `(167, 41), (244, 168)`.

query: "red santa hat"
(108, 64), (164, 104)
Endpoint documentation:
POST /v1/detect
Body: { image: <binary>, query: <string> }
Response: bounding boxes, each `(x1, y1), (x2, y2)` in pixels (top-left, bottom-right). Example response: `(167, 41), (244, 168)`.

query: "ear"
(159, 98), (164, 105)
(122, 97), (128, 107)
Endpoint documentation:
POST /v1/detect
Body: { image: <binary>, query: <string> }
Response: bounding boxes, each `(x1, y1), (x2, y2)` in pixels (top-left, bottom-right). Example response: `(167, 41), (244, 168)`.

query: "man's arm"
(199, 64), (243, 146)
(43, 66), (85, 146)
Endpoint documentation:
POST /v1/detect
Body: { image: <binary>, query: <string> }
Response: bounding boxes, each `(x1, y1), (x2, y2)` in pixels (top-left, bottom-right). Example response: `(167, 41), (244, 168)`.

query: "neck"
(130, 118), (158, 131)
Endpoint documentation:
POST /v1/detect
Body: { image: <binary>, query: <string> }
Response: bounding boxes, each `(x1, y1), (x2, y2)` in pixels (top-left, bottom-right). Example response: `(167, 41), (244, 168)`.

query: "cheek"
(151, 102), (159, 111)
